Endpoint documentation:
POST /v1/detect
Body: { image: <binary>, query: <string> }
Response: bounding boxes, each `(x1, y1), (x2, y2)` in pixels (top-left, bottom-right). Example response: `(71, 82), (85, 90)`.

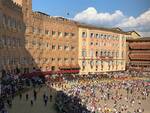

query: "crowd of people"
(0, 73), (45, 113)
(55, 91), (91, 113)
(0, 70), (150, 113)
(54, 75), (150, 113)
(0, 73), (25, 113)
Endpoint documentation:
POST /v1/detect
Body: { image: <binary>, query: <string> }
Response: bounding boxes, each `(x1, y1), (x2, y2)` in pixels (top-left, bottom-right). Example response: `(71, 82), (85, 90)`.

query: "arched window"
(96, 51), (98, 57)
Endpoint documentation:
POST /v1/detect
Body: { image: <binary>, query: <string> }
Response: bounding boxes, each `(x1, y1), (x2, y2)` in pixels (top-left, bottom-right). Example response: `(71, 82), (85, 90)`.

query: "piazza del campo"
(0, 0), (150, 113)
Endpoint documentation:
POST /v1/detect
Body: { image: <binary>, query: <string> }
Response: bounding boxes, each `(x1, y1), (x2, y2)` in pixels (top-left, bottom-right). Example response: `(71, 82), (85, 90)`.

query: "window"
(64, 32), (69, 37)
(0, 38), (3, 48)
(90, 50), (94, 57)
(122, 51), (124, 57)
(64, 46), (69, 51)
(82, 61), (86, 66)
(32, 40), (36, 46)
(82, 41), (86, 46)
(71, 33), (75, 37)
(96, 34), (99, 38)
(64, 58), (68, 62)
(116, 36), (119, 40)
(104, 34), (107, 38)
(52, 45), (56, 50)
(58, 45), (62, 50)
(71, 46), (75, 50)
(71, 58), (74, 61)
(106, 35), (109, 40)
(90, 61), (94, 68)
(6, 38), (10, 47)
(122, 42), (124, 47)
(33, 27), (37, 34)
(108, 62), (111, 70)
(45, 30), (49, 35)
(90, 33), (94, 38)
(20, 57), (26, 64)
(112, 52), (114, 57)
(38, 29), (42, 34)
(109, 52), (112, 57)
(123, 36), (126, 41)
(52, 31), (56, 36)
(82, 61), (86, 70)
(38, 41), (42, 47)
(2, 14), (6, 26)
(104, 51), (107, 56)
(52, 58), (55, 61)
(96, 61), (100, 66)
(99, 34), (103, 38)
(116, 51), (119, 57)
(100, 51), (103, 56)
(58, 32), (62, 37)
(82, 32), (87, 38)
(51, 66), (55, 71)
(104, 42), (106, 46)
(99, 42), (101, 46)
(0, 11), (3, 25)
(90, 42), (94, 46)
(121, 61), (124, 65)
(96, 51), (98, 57)
(107, 51), (110, 56)
(11, 18), (16, 29)
(101, 51), (105, 56)
(7, 17), (11, 28)
(46, 43), (49, 48)
(82, 50), (87, 57)
(3, 36), (7, 47)
(58, 58), (61, 61)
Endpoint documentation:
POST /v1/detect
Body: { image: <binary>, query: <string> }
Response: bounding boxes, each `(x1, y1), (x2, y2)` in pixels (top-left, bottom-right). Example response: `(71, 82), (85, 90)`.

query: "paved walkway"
(7, 86), (57, 113)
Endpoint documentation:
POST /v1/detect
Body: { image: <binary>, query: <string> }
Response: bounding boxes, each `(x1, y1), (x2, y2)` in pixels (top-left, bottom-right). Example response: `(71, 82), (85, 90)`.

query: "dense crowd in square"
(0, 71), (150, 113)
(53, 73), (150, 113)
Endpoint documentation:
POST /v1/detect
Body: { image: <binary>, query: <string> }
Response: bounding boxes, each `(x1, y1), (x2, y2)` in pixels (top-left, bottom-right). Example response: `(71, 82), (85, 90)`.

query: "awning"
(59, 65), (80, 70)
(22, 70), (80, 77)
(55, 70), (79, 74)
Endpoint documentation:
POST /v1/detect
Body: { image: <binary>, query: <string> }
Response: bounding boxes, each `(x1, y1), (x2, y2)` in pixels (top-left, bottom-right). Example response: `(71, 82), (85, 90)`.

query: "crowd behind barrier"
(0, 70), (150, 113)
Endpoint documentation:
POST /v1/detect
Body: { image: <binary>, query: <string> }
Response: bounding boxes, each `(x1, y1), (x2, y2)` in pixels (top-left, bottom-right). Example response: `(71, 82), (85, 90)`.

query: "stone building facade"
(77, 24), (128, 74)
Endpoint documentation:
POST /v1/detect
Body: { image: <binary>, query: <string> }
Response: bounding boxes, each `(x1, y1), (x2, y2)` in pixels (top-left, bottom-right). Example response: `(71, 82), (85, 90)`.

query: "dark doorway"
(51, 66), (55, 71)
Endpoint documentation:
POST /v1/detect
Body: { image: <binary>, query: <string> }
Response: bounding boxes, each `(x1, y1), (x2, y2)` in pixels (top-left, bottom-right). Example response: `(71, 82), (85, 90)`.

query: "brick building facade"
(13, 0), (79, 74)
(0, 0), (37, 77)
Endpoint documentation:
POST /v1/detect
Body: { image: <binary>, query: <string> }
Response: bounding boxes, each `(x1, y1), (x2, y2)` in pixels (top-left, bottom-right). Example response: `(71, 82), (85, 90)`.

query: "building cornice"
(77, 23), (129, 35)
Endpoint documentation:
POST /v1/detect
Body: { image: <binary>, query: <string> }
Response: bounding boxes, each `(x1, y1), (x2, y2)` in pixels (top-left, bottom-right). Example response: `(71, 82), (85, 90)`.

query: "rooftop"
(127, 37), (150, 42)
(76, 22), (129, 35)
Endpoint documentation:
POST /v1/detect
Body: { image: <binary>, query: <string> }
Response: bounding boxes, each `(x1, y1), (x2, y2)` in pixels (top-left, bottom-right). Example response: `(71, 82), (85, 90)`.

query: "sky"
(32, 0), (150, 37)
